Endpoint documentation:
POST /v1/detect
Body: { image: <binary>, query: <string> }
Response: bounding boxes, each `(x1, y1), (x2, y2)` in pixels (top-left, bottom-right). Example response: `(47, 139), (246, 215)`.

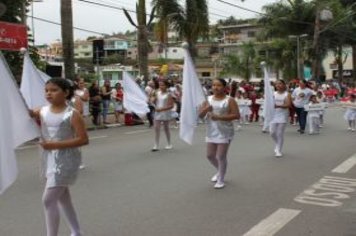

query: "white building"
(322, 46), (353, 80)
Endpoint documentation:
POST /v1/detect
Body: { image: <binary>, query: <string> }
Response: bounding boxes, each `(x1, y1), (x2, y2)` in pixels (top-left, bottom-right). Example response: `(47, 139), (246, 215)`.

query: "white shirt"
(271, 91), (289, 123)
(292, 87), (313, 108)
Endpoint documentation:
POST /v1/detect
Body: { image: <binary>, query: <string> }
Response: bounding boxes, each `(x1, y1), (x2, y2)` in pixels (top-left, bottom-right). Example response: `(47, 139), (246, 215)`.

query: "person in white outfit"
(151, 80), (174, 151)
(199, 78), (240, 189)
(343, 94), (356, 131)
(307, 95), (321, 134)
(31, 78), (88, 236)
(270, 80), (291, 157)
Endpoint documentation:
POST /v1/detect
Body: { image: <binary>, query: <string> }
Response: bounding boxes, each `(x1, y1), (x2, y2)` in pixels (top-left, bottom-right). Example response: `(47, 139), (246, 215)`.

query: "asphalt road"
(1, 107), (356, 236)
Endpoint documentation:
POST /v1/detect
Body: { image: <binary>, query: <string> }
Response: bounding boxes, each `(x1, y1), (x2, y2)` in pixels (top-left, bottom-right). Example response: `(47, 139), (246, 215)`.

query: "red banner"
(0, 21), (28, 51)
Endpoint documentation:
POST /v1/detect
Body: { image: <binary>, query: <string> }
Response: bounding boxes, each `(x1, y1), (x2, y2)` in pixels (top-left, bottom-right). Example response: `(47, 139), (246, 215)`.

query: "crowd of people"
(29, 75), (356, 236)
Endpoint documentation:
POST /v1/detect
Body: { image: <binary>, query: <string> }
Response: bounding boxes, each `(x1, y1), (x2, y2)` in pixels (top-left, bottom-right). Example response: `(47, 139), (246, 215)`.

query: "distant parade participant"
(270, 80), (291, 157)
(316, 90), (326, 127)
(151, 80), (174, 151)
(292, 80), (313, 134)
(145, 80), (156, 128)
(343, 94), (356, 131)
(31, 78), (88, 236)
(238, 92), (251, 125)
(199, 78), (239, 189)
(307, 95), (321, 135)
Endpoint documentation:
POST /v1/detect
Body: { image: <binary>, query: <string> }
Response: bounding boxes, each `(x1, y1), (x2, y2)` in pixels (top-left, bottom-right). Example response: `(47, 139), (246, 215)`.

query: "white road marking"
(332, 153), (356, 174)
(294, 176), (356, 207)
(89, 135), (108, 140)
(125, 129), (150, 135)
(16, 135), (108, 150)
(242, 208), (301, 236)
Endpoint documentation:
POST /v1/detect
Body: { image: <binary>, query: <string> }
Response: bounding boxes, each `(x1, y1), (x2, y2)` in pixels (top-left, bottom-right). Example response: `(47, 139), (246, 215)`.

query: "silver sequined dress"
(206, 96), (234, 143)
(40, 106), (81, 188)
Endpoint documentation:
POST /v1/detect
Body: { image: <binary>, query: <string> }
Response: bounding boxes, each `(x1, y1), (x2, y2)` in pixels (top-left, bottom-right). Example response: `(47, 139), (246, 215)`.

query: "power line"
(216, 0), (314, 26)
(216, 0), (263, 16)
(30, 15), (108, 36)
(78, 0), (227, 21)
(76, 0), (138, 14)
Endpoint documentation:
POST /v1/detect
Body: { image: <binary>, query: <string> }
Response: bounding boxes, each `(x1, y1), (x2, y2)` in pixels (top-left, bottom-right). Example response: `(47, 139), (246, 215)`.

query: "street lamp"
(289, 34), (308, 79)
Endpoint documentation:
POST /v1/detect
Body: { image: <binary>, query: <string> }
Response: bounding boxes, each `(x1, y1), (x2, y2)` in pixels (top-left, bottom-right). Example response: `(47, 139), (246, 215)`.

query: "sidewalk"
(85, 113), (147, 131)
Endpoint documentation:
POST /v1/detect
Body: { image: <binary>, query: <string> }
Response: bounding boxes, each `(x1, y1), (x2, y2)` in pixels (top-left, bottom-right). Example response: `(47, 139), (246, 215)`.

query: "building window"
(202, 72), (210, 77)
(103, 73), (112, 81)
(247, 31), (256, 38)
(128, 51), (132, 55)
(173, 49), (177, 53)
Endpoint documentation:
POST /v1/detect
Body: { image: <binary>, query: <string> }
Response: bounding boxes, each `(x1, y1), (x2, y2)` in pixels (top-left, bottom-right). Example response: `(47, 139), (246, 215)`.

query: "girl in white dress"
(152, 80), (174, 151)
(199, 79), (239, 189)
(31, 78), (88, 236)
(343, 94), (356, 131)
(307, 95), (321, 134)
(316, 90), (326, 127)
(270, 80), (291, 157)
(237, 92), (251, 124)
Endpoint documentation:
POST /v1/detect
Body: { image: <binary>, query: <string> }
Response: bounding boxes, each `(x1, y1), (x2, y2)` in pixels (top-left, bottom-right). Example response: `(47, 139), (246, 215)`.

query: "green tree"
(221, 42), (257, 80)
(60, 0), (75, 80)
(259, 0), (315, 79)
(151, 0), (181, 56)
(123, 0), (155, 83)
(172, 0), (209, 59)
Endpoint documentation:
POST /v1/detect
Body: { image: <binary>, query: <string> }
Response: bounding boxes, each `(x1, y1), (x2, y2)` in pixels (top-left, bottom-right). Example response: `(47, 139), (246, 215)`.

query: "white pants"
(308, 116), (320, 134)
(269, 123), (287, 153)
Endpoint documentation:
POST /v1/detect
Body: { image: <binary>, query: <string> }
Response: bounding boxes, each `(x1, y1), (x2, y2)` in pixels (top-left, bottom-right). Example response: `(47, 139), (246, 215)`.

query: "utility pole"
(95, 46), (100, 82)
(311, 7), (321, 81)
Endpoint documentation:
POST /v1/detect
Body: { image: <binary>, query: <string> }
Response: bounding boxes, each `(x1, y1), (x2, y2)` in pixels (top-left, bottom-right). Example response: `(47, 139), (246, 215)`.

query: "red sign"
(0, 21), (28, 51)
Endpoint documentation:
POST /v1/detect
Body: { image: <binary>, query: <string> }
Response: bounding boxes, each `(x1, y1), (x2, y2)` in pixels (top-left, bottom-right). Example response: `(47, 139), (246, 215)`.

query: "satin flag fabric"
(262, 63), (275, 127)
(20, 52), (50, 109)
(179, 47), (206, 145)
(122, 71), (149, 117)
(0, 53), (39, 194)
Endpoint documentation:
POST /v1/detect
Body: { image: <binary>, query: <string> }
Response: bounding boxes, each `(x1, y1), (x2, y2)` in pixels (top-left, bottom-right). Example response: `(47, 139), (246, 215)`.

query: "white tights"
(207, 142), (230, 183)
(42, 187), (81, 236)
(270, 123), (287, 153)
(154, 120), (171, 146)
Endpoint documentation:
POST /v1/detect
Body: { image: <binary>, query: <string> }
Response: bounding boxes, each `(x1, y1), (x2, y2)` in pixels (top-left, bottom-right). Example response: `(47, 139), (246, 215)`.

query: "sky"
(30, 0), (278, 45)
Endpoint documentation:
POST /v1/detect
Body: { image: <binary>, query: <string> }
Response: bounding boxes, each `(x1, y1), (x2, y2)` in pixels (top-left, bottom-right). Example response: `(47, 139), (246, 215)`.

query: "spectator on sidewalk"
(101, 79), (112, 124)
(89, 80), (101, 126)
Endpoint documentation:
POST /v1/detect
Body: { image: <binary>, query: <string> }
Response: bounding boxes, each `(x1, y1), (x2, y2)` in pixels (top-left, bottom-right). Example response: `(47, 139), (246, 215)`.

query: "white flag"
(20, 52), (50, 109)
(261, 62), (275, 127)
(179, 46), (206, 145)
(122, 71), (149, 117)
(0, 53), (40, 194)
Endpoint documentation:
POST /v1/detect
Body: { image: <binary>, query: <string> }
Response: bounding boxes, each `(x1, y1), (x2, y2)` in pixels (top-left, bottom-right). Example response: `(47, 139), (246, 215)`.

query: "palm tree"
(172, 0), (209, 59)
(123, 0), (155, 83)
(151, 0), (181, 58)
(221, 42), (257, 80)
(60, 0), (75, 79)
(259, 0), (315, 79)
